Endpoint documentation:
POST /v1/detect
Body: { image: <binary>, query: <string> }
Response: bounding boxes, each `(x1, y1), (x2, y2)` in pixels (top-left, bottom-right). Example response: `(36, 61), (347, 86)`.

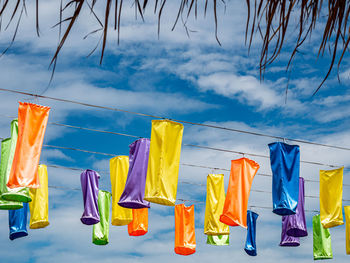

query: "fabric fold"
(175, 204), (196, 255)
(320, 167), (344, 228)
(204, 174), (229, 235)
(313, 214), (333, 260)
(110, 156), (133, 226)
(93, 190), (111, 245)
(145, 120), (183, 206)
(118, 138), (150, 209)
(269, 142), (300, 216)
(284, 177), (308, 237)
(128, 208), (148, 236)
(9, 202), (28, 240)
(245, 210), (259, 256)
(7, 102), (50, 189)
(80, 169), (100, 225)
(220, 158), (259, 228)
(29, 164), (49, 229)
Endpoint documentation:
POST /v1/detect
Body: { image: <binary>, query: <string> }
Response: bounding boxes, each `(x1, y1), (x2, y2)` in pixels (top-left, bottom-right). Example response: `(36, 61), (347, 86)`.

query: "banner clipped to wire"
(269, 142), (300, 216)
(283, 177), (308, 237)
(320, 167), (344, 228)
(0, 119), (31, 204)
(204, 174), (230, 236)
(313, 214), (333, 260)
(0, 138), (23, 210)
(8, 202), (28, 240)
(145, 120), (183, 206)
(280, 215), (300, 247)
(245, 210), (259, 256)
(29, 164), (49, 229)
(93, 190), (111, 245)
(174, 204), (196, 256)
(119, 138), (151, 209)
(110, 156), (133, 226)
(128, 208), (148, 236)
(344, 206), (350, 255)
(7, 102), (50, 189)
(80, 169), (100, 225)
(220, 158), (259, 228)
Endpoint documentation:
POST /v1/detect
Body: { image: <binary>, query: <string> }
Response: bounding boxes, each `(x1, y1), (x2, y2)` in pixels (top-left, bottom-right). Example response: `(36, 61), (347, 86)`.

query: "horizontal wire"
(2, 135), (350, 186)
(44, 163), (350, 202)
(0, 114), (348, 170)
(1, 88), (350, 152)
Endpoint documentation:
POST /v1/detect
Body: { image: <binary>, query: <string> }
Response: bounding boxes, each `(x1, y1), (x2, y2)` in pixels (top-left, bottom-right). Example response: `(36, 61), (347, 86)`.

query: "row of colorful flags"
(0, 102), (349, 260)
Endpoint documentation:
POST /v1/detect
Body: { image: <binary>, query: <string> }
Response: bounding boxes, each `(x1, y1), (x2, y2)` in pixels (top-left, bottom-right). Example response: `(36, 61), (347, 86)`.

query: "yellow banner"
(320, 167), (344, 228)
(144, 120), (183, 206)
(110, 156), (133, 225)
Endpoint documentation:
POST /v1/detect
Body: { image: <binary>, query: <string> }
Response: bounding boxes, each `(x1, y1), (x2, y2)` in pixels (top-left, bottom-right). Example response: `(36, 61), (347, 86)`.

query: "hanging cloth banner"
(93, 190), (111, 245)
(204, 174), (229, 235)
(220, 158), (260, 228)
(110, 156), (133, 226)
(174, 204), (196, 255)
(269, 142), (300, 216)
(344, 206), (350, 254)
(245, 210), (259, 256)
(313, 214), (333, 260)
(284, 177), (308, 237)
(320, 167), (344, 228)
(8, 202), (28, 240)
(119, 138), (151, 209)
(128, 208), (148, 236)
(1, 119), (31, 203)
(29, 164), (49, 229)
(7, 102), (50, 189)
(279, 216), (300, 247)
(80, 169), (100, 225)
(206, 235), (229, 246)
(0, 138), (23, 210)
(145, 120), (184, 206)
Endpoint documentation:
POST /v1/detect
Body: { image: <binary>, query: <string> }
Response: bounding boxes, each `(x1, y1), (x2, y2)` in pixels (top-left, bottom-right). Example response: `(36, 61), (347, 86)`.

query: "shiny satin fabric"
(128, 208), (148, 236)
(284, 177), (308, 237)
(245, 210), (259, 256)
(7, 102), (50, 189)
(118, 138), (150, 209)
(80, 169), (100, 225)
(110, 156), (133, 226)
(344, 206), (350, 254)
(9, 202), (28, 240)
(313, 214), (333, 260)
(0, 138), (23, 210)
(206, 235), (229, 246)
(269, 142), (300, 216)
(220, 158), (259, 228)
(1, 119), (31, 203)
(145, 120), (183, 206)
(174, 204), (196, 255)
(320, 167), (344, 228)
(29, 164), (49, 229)
(93, 190), (111, 245)
(204, 174), (229, 235)
(280, 216), (300, 247)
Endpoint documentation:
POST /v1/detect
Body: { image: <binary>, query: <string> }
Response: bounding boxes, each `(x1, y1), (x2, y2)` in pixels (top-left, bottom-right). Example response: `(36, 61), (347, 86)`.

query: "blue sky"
(0, 0), (350, 262)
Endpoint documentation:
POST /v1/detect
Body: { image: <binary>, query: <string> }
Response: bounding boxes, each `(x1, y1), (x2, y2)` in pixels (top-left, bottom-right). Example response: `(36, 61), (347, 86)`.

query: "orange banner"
(128, 208), (148, 236)
(220, 158), (259, 228)
(7, 102), (50, 189)
(174, 204), (196, 256)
